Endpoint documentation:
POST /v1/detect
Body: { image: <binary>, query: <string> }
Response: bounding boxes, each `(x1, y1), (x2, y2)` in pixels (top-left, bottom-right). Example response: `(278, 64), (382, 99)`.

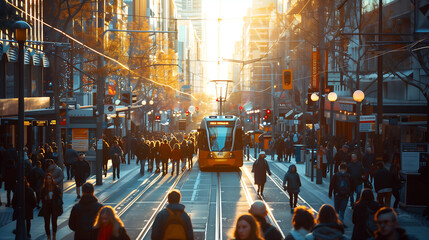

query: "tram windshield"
(207, 126), (234, 152)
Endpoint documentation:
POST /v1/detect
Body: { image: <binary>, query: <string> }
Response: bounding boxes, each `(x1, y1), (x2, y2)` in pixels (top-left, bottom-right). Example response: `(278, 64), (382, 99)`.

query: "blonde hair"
(93, 206), (124, 237)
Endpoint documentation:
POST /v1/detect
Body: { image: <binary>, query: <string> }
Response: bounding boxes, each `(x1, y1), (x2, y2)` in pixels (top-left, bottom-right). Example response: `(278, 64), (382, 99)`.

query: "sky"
(203, 0), (251, 95)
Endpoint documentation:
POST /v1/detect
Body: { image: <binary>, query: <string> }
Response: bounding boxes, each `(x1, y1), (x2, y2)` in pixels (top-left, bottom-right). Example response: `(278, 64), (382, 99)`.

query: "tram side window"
(197, 129), (209, 151)
(233, 128), (243, 150)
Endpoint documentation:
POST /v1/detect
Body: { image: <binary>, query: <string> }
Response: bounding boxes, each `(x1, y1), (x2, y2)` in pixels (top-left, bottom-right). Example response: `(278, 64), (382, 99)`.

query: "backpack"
(366, 206), (378, 236)
(335, 173), (350, 196)
(163, 208), (187, 240)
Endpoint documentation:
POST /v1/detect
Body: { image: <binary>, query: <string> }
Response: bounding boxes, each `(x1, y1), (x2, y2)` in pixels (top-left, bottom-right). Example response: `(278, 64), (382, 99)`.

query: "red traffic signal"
(185, 110), (189, 116)
(264, 115), (268, 119)
(239, 106), (243, 111)
(155, 115), (160, 120)
(266, 109), (271, 114)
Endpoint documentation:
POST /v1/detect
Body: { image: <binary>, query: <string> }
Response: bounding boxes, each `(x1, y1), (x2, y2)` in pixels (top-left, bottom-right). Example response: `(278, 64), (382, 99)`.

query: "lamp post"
(328, 92), (338, 181)
(14, 20), (31, 240)
(142, 100), (147, 134)
(353, 90), (365, 150)
(211, 80), (232, 116)
(310, 93), (319, 182)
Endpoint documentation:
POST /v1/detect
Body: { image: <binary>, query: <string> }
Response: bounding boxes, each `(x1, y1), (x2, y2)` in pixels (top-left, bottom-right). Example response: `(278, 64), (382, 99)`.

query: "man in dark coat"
(334, 145), (350, 173)
(69, 183), (103, 240)
(373, 161), (393, 207)
(329, 163), (351, 224)
(252, 151), (271, 198)
(65, 144), (78, 180)
(347, 153), (364, 208)
(71, 153), (91, 199)
(159, 139), (172, 175)
(249, 200), (282, 240)
(151, 190), (194, 240)
(136, 139), (150, 176)
(109, 141), (123, 180)
(12, 178), (36, 238)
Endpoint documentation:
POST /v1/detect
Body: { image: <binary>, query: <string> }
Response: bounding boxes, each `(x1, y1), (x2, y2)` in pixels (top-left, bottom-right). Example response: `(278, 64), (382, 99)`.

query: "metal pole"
(330, 101), (334, 181)
(219, 86), (223, 116)
(311, 104), (315, 182)
(356, 101), (361, 149)
(270, 63), (275, 135)
(16, 37), (26, 240)
(376, 0), (384, 161)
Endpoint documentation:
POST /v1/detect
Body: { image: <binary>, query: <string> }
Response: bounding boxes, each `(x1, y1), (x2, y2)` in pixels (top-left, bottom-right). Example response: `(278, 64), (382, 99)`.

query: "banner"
(72, 128), (89, 152)
(311, 48), (320, 90)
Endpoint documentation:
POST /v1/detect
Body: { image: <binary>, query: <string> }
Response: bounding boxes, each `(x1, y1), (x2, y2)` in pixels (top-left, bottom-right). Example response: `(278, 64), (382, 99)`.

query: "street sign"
(360, 115), (376, 132)
(60, 97), (76, 102)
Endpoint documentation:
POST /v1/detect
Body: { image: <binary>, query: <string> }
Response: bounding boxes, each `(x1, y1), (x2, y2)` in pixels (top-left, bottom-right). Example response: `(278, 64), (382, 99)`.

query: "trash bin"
(305, 149), (315, 177)
(294, 144), (306, 164)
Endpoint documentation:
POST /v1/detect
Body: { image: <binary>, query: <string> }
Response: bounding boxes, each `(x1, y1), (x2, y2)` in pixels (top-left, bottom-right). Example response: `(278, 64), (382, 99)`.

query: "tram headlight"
(210, 153), (214, 158)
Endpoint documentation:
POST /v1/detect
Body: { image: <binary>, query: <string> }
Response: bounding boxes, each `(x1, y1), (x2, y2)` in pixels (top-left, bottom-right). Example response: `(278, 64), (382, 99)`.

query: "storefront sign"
(32, 120), (47, 127)
(72, 128), (89, 152)
(401, 143), (429, 173)
(359, 115), (376, 132)
(311, 48), (320, 90)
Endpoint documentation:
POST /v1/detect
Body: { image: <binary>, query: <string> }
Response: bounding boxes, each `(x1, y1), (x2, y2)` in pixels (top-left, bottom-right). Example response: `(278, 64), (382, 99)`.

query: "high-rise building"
(174, 0), (203, 40)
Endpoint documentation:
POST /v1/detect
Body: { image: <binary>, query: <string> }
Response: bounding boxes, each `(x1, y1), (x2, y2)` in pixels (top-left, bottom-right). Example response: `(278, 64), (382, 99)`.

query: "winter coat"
(181, 141), (188, 159)
(38, 185), (63, 217)
(329, 171), (352, 198)
(90, 226), (131, 240)
(159, 143), (172, 161)
(69, 195), (103, 240)
(306, 223), (345, 240)
(136, 142), (150, 160)
(65, 148), (79, 166)
(12, 185), (36, 220)
(151, 203), (194, 240)
(47, 164), (64, 186)
(254, 215), (283, 240)
(347, 161), (364, 190)
(24, 152), (33, 179)
(374, 227), (417, 240)
(72, 160), (91, 183)
(252, 157), (271, 185)
(109, 146), (123, 164)
(363, 152), (374, 172)
(283, 165), (301, 194)
(29, 166), (45, 192)
(187, 142), (194, 158)
(373, 168), (393, 193)
(171, 148), (182, 162)
(4, 160), (17, 191)
(285, 229), (311, 240)
(352, 200), (380, 240)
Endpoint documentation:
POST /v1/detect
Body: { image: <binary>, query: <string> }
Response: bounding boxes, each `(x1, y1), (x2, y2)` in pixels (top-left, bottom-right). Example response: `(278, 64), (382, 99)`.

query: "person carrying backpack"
(352, 188), (380, 240)
(329, 163), (351, 225)
(151, 190), (194, 240)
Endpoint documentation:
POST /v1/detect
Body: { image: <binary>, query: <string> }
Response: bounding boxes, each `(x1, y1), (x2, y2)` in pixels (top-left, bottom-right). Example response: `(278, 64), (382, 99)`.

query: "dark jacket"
(69, 195), (103, 240)
(151, 203), (194, 240)
(254, 215), (283, 240)
(329, 171), (352, 198)
(4, 160), (17, 190)
(374, 227), (417, 240)
(306, 223), (345, 240)
(65, 148), (79, 165)
(363, 152), (374, 172)
(373, 168), (393, 193)
(283, 165), (301, 193)
(29, 166), (45, 192)
(38, 185), (63, 217)
(90, 226), (131, 240)
(347, 161), (364, 189)
(252, 157), (271, 185)
(171, 148), (182, 162)
(352, 200), (380, 240)
(109, 146), (123, 164)
(159, 143), (172, 161)
(181, 141), (188, 159)
(137, 141), (150, 160)
(72, 160), (91, 182)
(12, 185), (36, 220)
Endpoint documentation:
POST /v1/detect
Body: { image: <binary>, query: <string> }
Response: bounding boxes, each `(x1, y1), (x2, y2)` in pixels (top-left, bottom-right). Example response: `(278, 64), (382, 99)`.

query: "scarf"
(98, 225), (113, 240)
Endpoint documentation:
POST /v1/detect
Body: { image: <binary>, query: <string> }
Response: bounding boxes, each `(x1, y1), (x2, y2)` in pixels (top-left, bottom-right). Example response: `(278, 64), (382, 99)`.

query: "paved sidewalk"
(250, 149), (429, 239)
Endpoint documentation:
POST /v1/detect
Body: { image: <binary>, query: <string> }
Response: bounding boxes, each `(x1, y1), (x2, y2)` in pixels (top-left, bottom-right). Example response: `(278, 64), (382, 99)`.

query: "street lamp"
(14, 20), (31, 240)
(353, 90), (365, 150)
(149, 99), (154, 105)
(327, 92), (337, 181)
(310, 93), (319, 182)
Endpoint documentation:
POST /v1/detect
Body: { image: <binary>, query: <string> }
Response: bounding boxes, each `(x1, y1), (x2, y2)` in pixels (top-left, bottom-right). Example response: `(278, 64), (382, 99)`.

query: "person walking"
(109, 141), (123, 180)
(148, 141), (155, 173)
(69, 182), (103, 240)
(285, 137), (293, 163)
(283, 164), (301, 213)
(46, 159), (65, 192)
(306, 204), (345, 240)
(159, 139), (172, 175)
(90, 206), (131, 240)
(30, 160), (45, 208)
(171, 144), (182, 176)
(232, 214), (264, 240)
(363, 147), (374, 183)
(284, 206), (315, 240)
(352, 188), (380, 240)
(334, 145), (350, 173)
(65, 144), (78, 180)
(154, 141), (161, 173)
(187, 140), (194, 169)
(136, 138), (150, 176)
(71, 153), (91, 200)
(252, 151), (271, 198)
(12, 177), (36, 238)
(180, 140), (188, 171)
(102, 138), (110, 177)
(347, 153), (364, 208)
(4, 158), (17, 207)
(373, 161), (393, 207)
(329, 163), (351, 225)
(374, 207), (416, 240)
(151, 190), (194, 240)
(38, 173), (63, 240)
(390, 163), (401, 210)
(249, 200), (283, 240)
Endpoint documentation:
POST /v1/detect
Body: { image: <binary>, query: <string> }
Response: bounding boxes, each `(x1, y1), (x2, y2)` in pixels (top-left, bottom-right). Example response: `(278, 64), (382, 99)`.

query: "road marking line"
(191, 171), (201, 201)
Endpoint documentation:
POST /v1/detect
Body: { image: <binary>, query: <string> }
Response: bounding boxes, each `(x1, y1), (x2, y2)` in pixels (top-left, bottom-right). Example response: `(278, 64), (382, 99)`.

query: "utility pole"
(375, 0), (384, 161)
(96, 0), (105, 185)
(317, 0), (326, 184)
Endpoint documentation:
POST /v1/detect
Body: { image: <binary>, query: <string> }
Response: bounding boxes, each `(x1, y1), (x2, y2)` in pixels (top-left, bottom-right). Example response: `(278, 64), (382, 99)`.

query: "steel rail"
(216, 172), (223, 240)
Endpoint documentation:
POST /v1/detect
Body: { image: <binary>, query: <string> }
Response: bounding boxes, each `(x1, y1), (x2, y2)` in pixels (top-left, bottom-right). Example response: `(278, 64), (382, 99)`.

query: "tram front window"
(208, 126), (233, 152)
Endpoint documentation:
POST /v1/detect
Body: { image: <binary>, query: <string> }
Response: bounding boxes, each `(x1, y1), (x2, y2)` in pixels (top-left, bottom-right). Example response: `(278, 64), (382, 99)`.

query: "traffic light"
(155, 115), (161, 121)
(185, 110), (189, 116)
(43, 79), (53, 95)
(121, 92), (130, 105)
(283, 69), (293, 90)
(265, 109), (272, 124)
(239, 106), (243, 112)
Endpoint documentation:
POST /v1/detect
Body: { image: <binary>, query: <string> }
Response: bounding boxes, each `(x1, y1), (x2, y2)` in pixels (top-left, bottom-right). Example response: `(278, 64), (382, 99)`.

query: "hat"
(82, 182), (94, 193)
(259, 151), (266, 156)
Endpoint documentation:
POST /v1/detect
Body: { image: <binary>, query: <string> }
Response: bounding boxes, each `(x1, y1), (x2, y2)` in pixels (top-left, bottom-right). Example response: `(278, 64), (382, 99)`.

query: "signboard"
(60, 97), (76, 102)
(32, 120), (47, 127)
(401, 143), (429, 173)
(359, 115), (376, 132)
(311, 47), (320, 90)
(72, 128), (89, 152)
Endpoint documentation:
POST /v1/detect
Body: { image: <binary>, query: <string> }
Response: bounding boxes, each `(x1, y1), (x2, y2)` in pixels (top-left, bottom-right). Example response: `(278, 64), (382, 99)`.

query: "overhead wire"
(7, 1), (198, 101)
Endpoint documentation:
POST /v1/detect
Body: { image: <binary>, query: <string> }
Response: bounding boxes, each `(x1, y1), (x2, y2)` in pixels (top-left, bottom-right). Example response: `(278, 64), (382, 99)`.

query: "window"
(208, 126), (234, 152)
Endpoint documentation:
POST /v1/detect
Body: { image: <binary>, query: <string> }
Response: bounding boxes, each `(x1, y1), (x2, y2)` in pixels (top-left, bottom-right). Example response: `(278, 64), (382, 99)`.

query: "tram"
(197, 115), (244, 170)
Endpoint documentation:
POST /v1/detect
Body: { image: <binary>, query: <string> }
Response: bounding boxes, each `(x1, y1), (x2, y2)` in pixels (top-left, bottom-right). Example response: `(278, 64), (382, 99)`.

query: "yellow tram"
(197, 116), (244, 170)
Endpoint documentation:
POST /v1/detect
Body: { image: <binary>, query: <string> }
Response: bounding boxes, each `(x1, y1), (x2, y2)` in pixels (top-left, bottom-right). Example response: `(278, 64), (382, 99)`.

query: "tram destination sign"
(208, 121), (234, 126)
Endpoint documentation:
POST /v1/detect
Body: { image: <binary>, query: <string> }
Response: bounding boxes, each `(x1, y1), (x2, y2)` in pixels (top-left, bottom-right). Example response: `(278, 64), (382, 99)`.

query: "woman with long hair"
(283, 164), (301, 213)
(232, 214), (264, 240)
(38, 173), (63, 240)
(91, 206), (130, 240)
(352, 188), (380, 240)
(306, 204), (345, 240)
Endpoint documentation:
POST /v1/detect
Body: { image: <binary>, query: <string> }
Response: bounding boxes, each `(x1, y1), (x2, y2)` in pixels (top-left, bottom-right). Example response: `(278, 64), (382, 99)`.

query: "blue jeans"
(334, 194), (348, 222)
(350, 183), (363, 207)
